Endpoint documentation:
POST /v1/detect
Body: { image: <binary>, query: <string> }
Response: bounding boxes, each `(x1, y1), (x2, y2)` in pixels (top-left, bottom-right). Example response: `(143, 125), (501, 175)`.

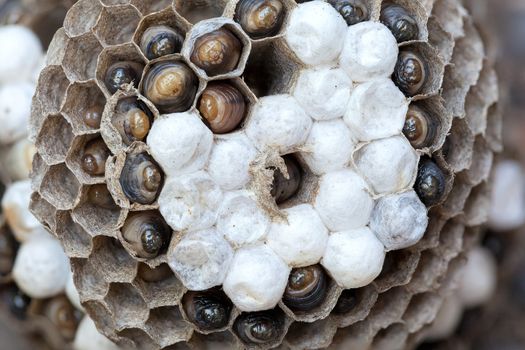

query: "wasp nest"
(30, 0), (501, 348)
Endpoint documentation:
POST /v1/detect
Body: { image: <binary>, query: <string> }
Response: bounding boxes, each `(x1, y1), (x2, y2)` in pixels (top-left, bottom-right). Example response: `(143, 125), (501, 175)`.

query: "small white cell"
(0, 82), (35, 145)
(245, 94), (312, 154)
(168, 228), (234, 291)
(314, 169), (375, 231)
(267, 204), (329, 267)
(321, 227), (385, 289)
(158, 171), (223, 232)
(369, 190), (428, 251)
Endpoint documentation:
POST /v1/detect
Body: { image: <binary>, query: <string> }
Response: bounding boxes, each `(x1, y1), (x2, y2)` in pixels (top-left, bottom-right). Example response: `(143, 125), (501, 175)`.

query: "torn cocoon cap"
(300, 119), (356, 175)
(2, 180), (49, 242)
(13, 236), (70, 298)
(354, 135), (419, 195)
(207, 133), (257, 191)
(74, 316), (120, 350)
(168, 228), (234, 291)
(0, 82), (35, 145)
(267, 204), (329, 267)
(158, 171), (223, 232)
(245, 94), (312, 154)
(344, 78), (409, 142)
(0, 25), (43, 83)
(314, 169), (374, 232)
(147, 112), (213, 176)
(285, 1), (347, 66)
(322, 227), (385, 289)
(339, 21), (399, 82)
(370, 190), (428, 251)
(223, 244), (290, 312)
(292, 66), (353, 121)
(216, 191), (270, 248)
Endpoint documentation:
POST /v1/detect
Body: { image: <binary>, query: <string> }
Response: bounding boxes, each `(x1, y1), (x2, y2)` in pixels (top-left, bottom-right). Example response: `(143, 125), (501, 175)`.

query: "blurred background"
(1, 0), (525, 349)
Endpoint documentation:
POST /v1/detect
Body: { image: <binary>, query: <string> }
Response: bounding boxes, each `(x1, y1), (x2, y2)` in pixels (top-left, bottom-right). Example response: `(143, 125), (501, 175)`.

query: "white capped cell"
(168, 228), (234, 291)
(339, 21), (399, 82)
(223, 244), (290, 312)
(217, 191), (270, 248)
(147, 111), (213, 176)
(0, 82), (35, 145)
(354, 135), (419, 195)
(314, 169), (375, 231)
(74, 316), (120, 350)
(245, 94), (312, 154)
(370, 190), (428, 251)
(293, 66), (353, 121)
(267, 204), (329, 267)
(158, 171), (223, 232)
(13, 236), (70, 299)
(207, 133), (257, 191)
(0, 25), (43, 83)
(301, 119), (356, 176)
(344, 78), (409, 142)
(321, 227), (385, 288)
(457, 246), (497, 308)
(285, 1), (348, 66)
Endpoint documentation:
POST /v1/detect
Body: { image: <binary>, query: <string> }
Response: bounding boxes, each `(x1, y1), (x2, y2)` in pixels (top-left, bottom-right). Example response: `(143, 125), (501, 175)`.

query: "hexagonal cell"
(134, 263), (185, 309)
(242, 40), (301, 97)
(64, 0), (103, 37)
(96, 44), (146, 97)
(117, 328), (158, 350)
(463, 137), (493, 186)
(374, 250), (421, 293)
(485, 104), (503, 153)
(94, 5), (142, 46)
(441, 118), (475, 173)
(174, 0), (229, 24)
(465, 65), (498, 136)
(196, 78), (255, 134)
(30, 152), (48, 192)
(35, 65), (70, 116)
(364, 287), (411, 331)
(401, 292), (441, 333)
(379, 0), (429, 43)
(39, 163), (81, 211)
(232, 308), (289, 348)
(371, 322), (408, 350)
(55, 211), (93, 259)
(133, 7), (190, 61)
(62, 81), (107, 133)
(405, 251), (448, 295)
(66, 134), (112, 184)
(46, 28), (69, 67)
(332, 285), (378, 328)
(91, 236), (138, 284)
(71, 184), (123, 237)
(106, 282), (149, 330)
(427, 16), (454, 65)
(189, 331), (240, 350)
(180, 288), (233, 334)
(145, 307), (193, 348)
(62, 33), (104, 82)
(439, 175), (472, 219)
(70, 258), (110, 302)
(182, 19), (252, 80)
(29, 192), (57, 233)
(130, 0), (173, 15)
(35, 114), (74, 166)
(286, 318), (337, 350)
(463, 182), (491, 227)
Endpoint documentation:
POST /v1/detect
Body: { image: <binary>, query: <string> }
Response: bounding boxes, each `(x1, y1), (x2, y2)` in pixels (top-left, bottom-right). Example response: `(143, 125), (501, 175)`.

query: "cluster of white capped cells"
(148, 1), (429, 312)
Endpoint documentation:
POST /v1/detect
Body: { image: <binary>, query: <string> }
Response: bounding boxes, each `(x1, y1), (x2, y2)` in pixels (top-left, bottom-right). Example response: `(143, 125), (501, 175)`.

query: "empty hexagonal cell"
(365, 287), (411, 330)
(463, 137), (493, 186)
(29, 192), (57, 233)
(134, 263), (185, 309)
(463, 182), (491, 227)
(35, 114), (74, 165)
(66, 134), (112, 184)
(40, 163), (81, 210)
(196, 78), (255, 134)
(130, 0), (173, 15)
(392, 42), (444, 98)
(180, 288), (233, 333)
(182, 19), (251, 79)
(371, 322), (408, 350)
(232, 308), (289, 348)
(62, 33), (104, 82)
(35, 65), (70, 115)
(145, 307), (193, 348)
(243, 40), (301, 97)
(332, 285), (378, 328)
(401, 292), (441, 333)
(70, 258), (110, 302)
(64, 0), (103, 37)
(62, 81), (106, 133)
(94, 5), (142, 46)
(71, 184), (122, 237)
(92, 236), (138, 284)
(441, 118), (475, 173)
(106, 283), (149, 330)
(96, 44), (146, 96)
(174, 0), (229, 24)
(117, 328), (158, 350)
(55, 211), (93, 259)
(133, 8), (190, 61)
(286, 318), (337, 350)
(31, 152), (48, 192)
(374, 250), (421, 293)
(46, 28), (69, 67)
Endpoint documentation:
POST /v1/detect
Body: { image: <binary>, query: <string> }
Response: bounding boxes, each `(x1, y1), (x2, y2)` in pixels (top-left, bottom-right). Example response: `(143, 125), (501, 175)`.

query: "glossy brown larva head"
(120, 153), (164, 205)
(414, 159), (447, 206)
(403, 105), (438, 149)
(83, 105), (104, 129)
(392, 51), (427, 96)
(113, 97), (154, 145)
(80, 138), (110, 176)
(190, 27), (242, 76)
(104, 61), (144, 94)
(329, 0), (369, 25)
(182, 289), (233, 331)
(380, 3), (419, 42)
(270, 155), (302, 204)
(121, 211), (171, 258)
(140, 25), (184, 60)
(235, 0), (285, 39)
(44, 296), (82, 341)
(283, 264), (327, 311)
(234, 311), (284, 345)
(87, 184), (118, 210)
(198, 81), (246, 134)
